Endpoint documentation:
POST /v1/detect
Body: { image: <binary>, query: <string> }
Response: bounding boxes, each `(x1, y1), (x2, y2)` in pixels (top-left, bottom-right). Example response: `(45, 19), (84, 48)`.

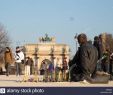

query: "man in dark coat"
(93, 36), (103, 71)
(93, 36), (103, 59)
(70, 33), (98, 82)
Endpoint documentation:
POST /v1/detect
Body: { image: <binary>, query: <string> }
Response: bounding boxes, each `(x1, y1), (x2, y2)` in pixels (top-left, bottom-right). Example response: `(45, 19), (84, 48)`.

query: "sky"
(0, 0), (113, 56)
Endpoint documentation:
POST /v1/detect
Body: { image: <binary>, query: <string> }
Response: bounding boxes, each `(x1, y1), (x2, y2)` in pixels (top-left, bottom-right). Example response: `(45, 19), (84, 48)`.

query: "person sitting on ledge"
(70, 33), (98, 82)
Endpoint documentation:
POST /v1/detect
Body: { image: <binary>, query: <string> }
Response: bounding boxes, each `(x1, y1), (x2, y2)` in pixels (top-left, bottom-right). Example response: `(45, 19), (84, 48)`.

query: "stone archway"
(40, 59), (52, 74)
(40, 59), (52, 69)
(41, 59), (52, 65)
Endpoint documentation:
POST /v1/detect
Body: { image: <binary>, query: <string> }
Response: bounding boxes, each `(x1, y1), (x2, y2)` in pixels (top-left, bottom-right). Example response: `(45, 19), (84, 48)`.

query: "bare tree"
(0, 23), (10, 56)
(0, 23), (11, 72)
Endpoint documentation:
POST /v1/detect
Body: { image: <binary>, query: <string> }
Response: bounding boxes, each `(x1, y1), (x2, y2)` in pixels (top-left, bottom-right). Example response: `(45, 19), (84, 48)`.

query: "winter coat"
(77, 43), (98, 74)
(25, 58), (33, 66)
(4, 51), (13, 63)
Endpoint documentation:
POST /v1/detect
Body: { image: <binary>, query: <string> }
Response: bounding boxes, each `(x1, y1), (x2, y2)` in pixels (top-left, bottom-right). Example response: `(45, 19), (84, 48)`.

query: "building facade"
(24, 34), (70, 72)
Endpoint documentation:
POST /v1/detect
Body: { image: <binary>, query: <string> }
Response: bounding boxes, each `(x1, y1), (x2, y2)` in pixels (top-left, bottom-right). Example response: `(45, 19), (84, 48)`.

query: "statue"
(45, 33), (52, 42)
(39, 34), (55, 43)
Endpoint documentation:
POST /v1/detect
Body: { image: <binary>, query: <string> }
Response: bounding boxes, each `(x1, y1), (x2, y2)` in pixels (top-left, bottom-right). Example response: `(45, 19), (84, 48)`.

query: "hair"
(94, 36), (99, 41)
(77, 33), (87, 40)
(6, 47), (11, 52)
(27, 56), (30, 59)
(16, 46), (21, 53)
(77, 33), (87, 44)
(16, 46), (20, 49)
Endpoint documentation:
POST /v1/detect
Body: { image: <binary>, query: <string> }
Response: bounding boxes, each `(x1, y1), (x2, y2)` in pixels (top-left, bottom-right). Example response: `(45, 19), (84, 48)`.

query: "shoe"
(80, 80), (89, 84)
(16, 75), (21, 82)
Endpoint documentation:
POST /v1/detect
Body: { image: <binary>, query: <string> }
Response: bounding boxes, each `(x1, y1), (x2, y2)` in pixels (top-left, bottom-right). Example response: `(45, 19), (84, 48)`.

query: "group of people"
(4, 46), (33, 81)
(40, 58), (69, 82)
(2, 33), (113, 83)
(3, 46), (69, 82)
(93, 35), (113, 75)
(70, 33), (113, 83)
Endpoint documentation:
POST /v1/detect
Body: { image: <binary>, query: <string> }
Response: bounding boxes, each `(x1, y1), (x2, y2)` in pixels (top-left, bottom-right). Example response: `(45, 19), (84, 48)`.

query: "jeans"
(96, 62), (102, 71)
(5, 63), (10, 75)
(16, 62), (21, 76)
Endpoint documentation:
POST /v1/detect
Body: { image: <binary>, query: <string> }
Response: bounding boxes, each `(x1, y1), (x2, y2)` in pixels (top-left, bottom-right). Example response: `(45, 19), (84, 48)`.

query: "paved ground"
(0, 75), (113, 87)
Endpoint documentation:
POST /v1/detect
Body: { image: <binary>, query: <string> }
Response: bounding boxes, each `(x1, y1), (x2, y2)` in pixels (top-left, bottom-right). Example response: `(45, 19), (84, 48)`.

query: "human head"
(6, 47), (10, 52)
(76, 33), (87, 45)
(16, 46), (21, 52)
(43, 61), (46, 64)
(94, 36), (99, 42)
(99, 34), (102, 42)
(26, 56), (30, 60)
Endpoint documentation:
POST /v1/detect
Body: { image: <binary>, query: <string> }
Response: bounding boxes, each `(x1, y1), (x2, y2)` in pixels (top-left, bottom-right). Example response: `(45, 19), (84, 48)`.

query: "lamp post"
(74, 33), (78, 53)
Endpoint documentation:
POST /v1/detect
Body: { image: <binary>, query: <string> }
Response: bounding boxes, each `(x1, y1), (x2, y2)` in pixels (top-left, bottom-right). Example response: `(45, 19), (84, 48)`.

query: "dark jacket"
(93, 41), (103, 59)
(25, 58), (33, 66)
(70, 43), (98, 81)
(79, 43), (98, 76)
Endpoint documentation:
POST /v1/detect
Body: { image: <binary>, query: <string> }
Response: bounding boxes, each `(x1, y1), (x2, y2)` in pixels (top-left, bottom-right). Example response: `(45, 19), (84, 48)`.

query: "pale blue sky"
(0, 0), (113, 55)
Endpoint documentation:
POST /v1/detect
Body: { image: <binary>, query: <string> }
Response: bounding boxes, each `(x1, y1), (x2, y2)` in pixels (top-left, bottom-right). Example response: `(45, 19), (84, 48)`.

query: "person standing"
(101, 47), (111, 74)
(48, 62), (54, 82)
(14, 46), (24, 82)
(55, 58), (62, 82)
(40, 61), (48, 81)
(93, 36), (103, 59)
(40, 61), (47, 75)
(62, 59), (69, 81)
(93, 36), (103, 71)
(30, 58), (34, 75)
(4, 47), (13, 76)
(25, 57), (32, 76)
